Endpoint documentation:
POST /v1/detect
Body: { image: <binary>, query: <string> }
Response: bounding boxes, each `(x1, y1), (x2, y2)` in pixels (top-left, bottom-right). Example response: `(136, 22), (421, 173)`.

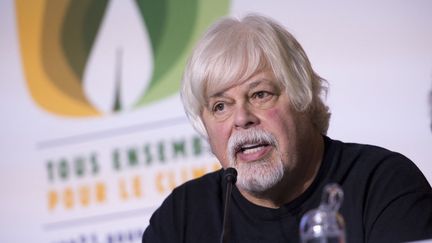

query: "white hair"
(180, 14), (330, 137)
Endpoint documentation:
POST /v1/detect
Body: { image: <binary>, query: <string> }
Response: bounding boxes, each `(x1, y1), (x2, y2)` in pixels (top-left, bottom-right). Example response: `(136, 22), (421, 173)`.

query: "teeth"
(242, 146), (264, 154)
(242, 143), (260, 149)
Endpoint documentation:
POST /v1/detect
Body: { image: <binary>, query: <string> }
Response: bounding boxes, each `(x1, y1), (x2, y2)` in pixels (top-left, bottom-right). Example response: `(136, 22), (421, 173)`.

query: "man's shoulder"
(172, 169), (223, 197)
(326, 136), (430, 189)
(326, 136), (412, 165)
(324, 136), (430, 185)
(324, 137), (432, 243)
(151, 169), (223, 218)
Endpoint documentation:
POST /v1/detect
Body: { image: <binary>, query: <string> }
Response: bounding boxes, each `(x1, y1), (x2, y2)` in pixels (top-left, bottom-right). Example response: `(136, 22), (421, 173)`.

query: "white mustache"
(227, 128), (277, 164)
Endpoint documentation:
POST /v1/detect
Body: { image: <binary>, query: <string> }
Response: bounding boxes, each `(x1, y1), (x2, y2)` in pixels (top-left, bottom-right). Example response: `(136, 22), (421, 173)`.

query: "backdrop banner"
(1, 0), (431, 242)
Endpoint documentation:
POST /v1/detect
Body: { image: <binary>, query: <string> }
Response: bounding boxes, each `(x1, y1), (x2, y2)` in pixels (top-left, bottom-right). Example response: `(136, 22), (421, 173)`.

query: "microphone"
(220, 167), (237, 243)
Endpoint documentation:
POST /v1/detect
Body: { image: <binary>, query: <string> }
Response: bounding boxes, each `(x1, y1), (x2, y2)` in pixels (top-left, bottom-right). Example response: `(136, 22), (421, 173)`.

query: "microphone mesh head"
(224, 167), (237, 183)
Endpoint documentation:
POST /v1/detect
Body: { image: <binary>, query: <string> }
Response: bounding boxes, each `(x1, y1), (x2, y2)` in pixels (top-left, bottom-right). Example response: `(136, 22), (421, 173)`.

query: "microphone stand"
(220, 167), (237, 243)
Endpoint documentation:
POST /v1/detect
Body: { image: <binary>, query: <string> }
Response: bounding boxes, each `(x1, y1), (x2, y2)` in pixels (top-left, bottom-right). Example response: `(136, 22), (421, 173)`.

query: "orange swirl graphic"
(16, 0), (99, 116)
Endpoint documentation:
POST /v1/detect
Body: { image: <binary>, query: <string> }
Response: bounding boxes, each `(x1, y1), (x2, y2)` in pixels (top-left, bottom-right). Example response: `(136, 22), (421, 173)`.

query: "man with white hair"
(142, 14), (432, 243)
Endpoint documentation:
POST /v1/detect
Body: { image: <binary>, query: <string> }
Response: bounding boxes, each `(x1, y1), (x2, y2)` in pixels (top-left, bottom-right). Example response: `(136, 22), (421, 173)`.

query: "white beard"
(227, 128), (284, 193)
(235, 157), (284, 193)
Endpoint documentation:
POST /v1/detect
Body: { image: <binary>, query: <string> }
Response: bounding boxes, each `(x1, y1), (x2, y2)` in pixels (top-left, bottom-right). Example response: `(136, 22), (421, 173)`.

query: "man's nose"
(233, 103), (259, 129)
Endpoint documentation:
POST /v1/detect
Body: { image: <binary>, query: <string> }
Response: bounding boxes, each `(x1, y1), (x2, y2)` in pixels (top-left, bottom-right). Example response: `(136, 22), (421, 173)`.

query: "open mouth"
(228, 129), (276, 163)
(233, 141), (273, 162)
(238, 142), (270, 154)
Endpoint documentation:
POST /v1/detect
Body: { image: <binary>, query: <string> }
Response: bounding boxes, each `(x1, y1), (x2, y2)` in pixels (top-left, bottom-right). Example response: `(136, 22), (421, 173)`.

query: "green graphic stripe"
(62, 0), (108, 83)
(134, 0), (166, 56)
(135, 0), (229, 106)
(137, 0), (197, 92)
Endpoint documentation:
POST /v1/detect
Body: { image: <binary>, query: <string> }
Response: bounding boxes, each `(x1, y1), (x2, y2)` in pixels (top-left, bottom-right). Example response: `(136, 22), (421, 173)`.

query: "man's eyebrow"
(247, 80), (265, 89)
(206, 79), (272, 99)
(207, 90), (227, 99)
(206, 84), (234, 99)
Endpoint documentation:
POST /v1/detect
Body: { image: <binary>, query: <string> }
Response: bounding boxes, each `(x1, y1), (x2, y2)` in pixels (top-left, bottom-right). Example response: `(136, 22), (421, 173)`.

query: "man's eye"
(253, 91), (271, 99)
(212, 103), (225, 112)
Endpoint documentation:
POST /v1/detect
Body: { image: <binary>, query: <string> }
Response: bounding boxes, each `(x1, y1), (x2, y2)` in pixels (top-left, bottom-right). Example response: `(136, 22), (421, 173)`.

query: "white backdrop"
(1, 0), (431, 242)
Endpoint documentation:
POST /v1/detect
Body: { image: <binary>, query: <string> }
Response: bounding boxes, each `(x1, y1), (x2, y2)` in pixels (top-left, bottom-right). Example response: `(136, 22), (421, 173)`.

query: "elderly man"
(142, 14), (432, 243)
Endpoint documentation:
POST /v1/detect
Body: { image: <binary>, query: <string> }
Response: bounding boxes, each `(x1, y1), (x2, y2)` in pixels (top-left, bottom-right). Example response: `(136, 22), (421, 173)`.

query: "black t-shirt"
(143, 137), (432, 243)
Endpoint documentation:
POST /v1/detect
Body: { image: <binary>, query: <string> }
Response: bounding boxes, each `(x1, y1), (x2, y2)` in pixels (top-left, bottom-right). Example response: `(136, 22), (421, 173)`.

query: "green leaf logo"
(16, 0), (229, 116)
